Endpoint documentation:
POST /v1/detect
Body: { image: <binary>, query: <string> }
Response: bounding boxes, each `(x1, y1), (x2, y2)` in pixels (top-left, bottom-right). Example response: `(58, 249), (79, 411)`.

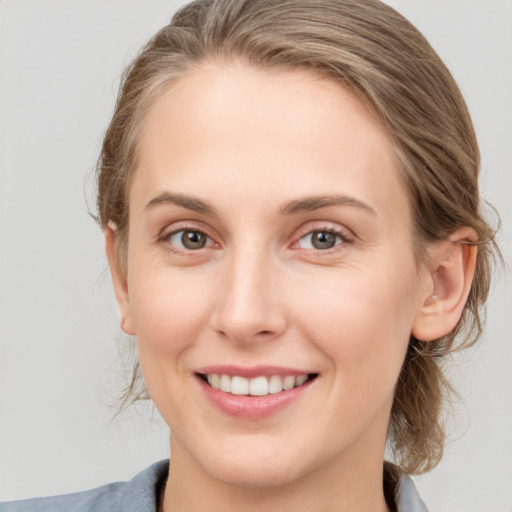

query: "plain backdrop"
(0, 1), (511, 511)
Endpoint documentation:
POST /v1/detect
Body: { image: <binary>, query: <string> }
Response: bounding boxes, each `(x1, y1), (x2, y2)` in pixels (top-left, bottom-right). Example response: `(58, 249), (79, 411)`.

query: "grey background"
(1, 1), (511, 510)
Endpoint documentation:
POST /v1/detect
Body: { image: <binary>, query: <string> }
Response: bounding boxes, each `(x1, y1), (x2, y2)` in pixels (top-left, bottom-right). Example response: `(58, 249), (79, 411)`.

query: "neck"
(161, 436), (390, 512)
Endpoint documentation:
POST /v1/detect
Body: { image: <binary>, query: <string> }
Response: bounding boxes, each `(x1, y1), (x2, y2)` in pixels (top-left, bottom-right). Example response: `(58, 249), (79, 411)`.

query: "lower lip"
(196, 376), (315, 419)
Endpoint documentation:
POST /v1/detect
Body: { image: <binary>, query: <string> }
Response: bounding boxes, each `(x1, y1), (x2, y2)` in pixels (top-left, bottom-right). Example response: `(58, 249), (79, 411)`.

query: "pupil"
(313, 231), (336, 249)
(182, 230), (206, 249)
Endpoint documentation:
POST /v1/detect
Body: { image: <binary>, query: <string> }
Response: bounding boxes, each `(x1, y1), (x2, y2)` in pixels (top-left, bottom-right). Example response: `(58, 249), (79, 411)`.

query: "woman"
(1, 0), (500, 511)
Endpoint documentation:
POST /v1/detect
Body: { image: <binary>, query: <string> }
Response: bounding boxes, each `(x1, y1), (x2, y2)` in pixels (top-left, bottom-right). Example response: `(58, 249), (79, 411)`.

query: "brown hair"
(97, 0), (499, 474)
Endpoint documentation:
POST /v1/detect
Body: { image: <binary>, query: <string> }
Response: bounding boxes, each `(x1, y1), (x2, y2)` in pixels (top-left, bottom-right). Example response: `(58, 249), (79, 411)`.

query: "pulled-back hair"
(97, 0), (499, 474)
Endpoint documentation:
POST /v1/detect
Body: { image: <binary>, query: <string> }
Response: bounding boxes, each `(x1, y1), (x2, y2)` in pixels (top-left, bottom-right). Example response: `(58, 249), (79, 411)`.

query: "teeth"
(204, 373), (311, 396)
(231, 376), (249, 395)
(249, 376), (268, 396)
(219, 374), (231, 393)
(282, 375), (295, 390)
(295, 375), (308, 386)
(207, 374), (220, 390)
(268, 375), (283, 394)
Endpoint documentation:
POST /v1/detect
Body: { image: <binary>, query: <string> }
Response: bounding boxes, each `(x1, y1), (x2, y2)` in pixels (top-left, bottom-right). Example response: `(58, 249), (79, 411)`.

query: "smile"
(203, 373), (315, 396)
(195, 367), (318, 418)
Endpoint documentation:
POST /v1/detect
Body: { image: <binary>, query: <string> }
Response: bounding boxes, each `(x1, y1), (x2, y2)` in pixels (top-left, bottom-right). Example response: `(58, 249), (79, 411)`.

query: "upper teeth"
(206, 374), (309, 396)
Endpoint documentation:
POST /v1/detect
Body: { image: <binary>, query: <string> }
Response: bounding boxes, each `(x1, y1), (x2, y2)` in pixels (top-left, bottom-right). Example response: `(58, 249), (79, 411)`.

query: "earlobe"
(412, 228), (478, 342)
(105, 227), (136, 336)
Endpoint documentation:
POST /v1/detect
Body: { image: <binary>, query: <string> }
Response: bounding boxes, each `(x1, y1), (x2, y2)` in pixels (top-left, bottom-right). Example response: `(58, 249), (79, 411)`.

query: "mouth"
(194, 365), (319, 418)
(197, 372), (318, 397)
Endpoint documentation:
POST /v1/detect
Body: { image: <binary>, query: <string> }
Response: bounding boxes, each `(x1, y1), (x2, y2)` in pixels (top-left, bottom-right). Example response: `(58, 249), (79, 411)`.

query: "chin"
(210, 457), (305, 489)
(191, 437), (311, 489)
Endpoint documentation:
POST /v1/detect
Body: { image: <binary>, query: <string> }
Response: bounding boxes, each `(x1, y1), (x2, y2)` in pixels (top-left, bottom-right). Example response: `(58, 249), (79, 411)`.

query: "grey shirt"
(0, 459), (428, 511)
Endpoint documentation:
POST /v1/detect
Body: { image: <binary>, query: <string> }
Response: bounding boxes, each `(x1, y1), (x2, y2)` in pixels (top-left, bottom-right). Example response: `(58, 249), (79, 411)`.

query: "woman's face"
(114, 63), (433, 487)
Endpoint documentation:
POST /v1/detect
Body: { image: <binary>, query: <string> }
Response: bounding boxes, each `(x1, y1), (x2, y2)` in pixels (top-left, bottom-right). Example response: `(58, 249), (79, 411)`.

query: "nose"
(210, 247), (288, 345)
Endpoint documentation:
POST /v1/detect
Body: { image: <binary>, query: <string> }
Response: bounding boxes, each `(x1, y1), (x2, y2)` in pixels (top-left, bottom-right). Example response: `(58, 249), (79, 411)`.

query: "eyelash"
(159, 224), (353, 254)
(159, 224), (217, 254)
(293, 226), (353, 253)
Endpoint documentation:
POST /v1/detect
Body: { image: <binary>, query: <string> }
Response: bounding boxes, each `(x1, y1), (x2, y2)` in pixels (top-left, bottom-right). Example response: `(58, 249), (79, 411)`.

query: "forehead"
(133, 61), (410, 225)
(139, 62), (392, 163)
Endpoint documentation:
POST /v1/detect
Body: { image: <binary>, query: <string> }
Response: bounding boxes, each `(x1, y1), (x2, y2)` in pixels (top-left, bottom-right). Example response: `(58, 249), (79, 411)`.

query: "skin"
(106, 62), (477, 512)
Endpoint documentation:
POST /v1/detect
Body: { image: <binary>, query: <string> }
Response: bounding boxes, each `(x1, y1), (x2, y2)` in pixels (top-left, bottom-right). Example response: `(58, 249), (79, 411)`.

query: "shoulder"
(0, 482), (124, 512)
(396, 473), (429, 512)
(0, 460), (169, 512)
(384, 462), (428, 512)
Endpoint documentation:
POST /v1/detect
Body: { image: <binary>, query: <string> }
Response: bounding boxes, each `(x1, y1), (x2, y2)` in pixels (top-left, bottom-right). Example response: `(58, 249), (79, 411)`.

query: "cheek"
(128, 265), (214, 360)
(295, 262), (419, 384)
(126, 267), (218, 420)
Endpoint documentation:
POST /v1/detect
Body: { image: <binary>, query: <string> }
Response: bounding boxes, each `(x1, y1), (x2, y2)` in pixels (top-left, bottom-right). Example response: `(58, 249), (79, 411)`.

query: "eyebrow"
(144, 192), (219, 216)
(280, 194), (377, 216)
(144, 192), (376, 217)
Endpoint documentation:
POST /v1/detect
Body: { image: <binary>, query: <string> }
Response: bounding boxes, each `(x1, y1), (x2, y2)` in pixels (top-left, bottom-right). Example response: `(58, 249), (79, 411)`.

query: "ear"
(412, 227), (478, 341)
(105, 227), (136, 335)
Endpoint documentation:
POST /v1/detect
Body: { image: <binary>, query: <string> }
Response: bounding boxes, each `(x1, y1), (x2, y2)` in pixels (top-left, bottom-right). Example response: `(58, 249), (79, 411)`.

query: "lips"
(195, 366), (318, 418)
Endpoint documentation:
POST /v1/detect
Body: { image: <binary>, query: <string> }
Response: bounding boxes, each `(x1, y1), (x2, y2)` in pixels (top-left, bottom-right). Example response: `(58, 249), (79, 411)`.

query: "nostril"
(210, 298), (288, 344)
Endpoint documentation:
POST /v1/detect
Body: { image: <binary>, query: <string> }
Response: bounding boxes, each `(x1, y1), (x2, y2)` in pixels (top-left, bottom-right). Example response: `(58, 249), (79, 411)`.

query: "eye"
(166, 229), (214, 250)
(297, 230), (344, 250)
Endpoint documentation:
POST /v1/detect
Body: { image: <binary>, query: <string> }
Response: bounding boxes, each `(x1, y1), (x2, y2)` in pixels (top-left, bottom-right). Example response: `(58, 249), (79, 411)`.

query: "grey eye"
(168, 230), (210, 250)
(298, 231), (342, 250)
